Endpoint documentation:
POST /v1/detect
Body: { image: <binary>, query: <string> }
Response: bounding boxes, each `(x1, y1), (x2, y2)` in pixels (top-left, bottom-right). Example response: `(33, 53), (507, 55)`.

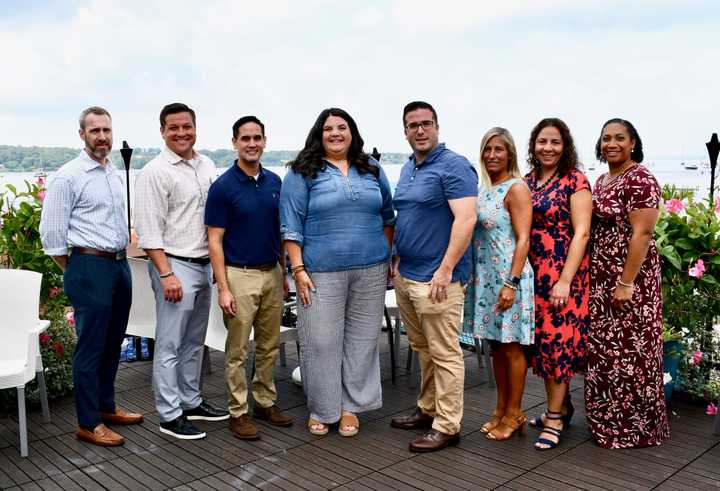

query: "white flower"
(663, 372), (673, 385)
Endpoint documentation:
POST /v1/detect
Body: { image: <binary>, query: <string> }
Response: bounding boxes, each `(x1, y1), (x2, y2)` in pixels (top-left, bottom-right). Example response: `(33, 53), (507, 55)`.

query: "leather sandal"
(486, 413), (526, 441)
(338, 412), (359, 437)
(307, 417), (328, 436)
(534, 410), (563, 450)
(480, 410), (503, 434)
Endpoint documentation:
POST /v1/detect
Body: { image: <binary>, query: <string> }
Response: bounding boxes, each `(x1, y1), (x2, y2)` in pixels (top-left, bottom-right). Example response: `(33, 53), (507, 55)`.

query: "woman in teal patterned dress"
(463, 127), (534, 441)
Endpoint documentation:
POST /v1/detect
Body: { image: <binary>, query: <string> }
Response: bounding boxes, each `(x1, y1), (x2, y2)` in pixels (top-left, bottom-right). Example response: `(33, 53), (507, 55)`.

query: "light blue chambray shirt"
(40, 150), (129, 256)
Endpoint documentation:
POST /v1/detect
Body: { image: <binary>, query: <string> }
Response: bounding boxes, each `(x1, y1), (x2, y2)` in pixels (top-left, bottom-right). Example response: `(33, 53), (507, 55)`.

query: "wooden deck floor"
(1, 336), (719, 490)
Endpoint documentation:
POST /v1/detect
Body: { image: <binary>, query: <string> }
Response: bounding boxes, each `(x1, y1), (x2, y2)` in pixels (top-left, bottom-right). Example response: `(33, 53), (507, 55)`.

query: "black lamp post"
(119, 141), (133, 240)
(707, 133), (719, 203)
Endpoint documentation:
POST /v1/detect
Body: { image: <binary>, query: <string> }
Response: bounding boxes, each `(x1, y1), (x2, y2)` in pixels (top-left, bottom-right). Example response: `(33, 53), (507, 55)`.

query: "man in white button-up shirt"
(134, 103), (228, 440)
(40, 106), (143, 447)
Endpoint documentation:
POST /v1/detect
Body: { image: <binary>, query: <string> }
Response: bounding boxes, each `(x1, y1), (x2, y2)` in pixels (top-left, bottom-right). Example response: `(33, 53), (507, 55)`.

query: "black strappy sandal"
(529, 392), (575, 429)
(534, 410), (563, 451)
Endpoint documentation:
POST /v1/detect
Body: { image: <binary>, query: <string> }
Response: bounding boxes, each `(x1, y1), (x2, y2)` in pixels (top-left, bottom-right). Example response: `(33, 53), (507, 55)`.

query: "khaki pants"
(224, 264), (283, 417)
(394, 273), (465, 434)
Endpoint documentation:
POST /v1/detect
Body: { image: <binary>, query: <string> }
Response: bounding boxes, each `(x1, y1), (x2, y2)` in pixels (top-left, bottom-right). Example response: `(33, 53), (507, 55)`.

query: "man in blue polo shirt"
(390, 101), (478, 453)
(205, 116), (293, 440)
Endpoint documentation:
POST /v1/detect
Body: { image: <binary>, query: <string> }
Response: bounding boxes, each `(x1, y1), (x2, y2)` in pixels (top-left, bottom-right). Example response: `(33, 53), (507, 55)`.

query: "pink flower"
(37, 190), (46, 201)
(49, 287), (62, 298)
(664, 198), (685, 214)
(689, 259), (706, 278)
(691, 350), (703, 365)
(37, 176), (45, 186)
(715, 196), (720, 214)
(65, 311), (75, 326)
(707, 402), (718, 416)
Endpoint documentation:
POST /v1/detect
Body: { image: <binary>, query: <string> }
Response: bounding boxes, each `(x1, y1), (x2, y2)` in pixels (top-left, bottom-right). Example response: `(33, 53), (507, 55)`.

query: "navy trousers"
(63, 253), (132, 430)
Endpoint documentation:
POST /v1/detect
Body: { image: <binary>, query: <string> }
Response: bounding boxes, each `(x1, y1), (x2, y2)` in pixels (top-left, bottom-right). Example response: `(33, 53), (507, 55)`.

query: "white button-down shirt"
(134, 147), (216, 258)
(40, 150), (129, 256)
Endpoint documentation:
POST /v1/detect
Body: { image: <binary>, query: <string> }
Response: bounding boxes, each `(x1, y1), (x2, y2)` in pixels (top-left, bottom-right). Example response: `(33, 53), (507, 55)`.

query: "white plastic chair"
(126, 257), (157, 339)
(0, 269), (44, 457)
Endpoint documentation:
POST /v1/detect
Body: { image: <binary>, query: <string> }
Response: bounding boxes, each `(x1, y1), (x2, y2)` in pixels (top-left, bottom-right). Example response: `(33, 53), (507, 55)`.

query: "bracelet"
(503, 281), (518, 291)
(159, 271), (175, 279)
(617, 278), (634, 288)
(291, 266), (305, 279)
(505, 274), (521, 286)
(290, 264), (305, 272)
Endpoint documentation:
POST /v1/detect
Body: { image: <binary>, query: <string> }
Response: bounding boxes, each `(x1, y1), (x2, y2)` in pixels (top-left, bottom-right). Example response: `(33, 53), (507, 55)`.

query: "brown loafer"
(253, 405), (293, 427)
(76, 423), (125, 446)
(100, 407), (144, 425)
(390, 408), (434, 430)
(409, 429), (460, 453)
(229, 414), (260, 440)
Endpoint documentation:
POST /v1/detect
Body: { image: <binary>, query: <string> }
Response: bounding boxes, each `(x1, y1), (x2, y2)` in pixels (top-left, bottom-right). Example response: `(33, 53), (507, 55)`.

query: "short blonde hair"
(478, 127), (521, 189)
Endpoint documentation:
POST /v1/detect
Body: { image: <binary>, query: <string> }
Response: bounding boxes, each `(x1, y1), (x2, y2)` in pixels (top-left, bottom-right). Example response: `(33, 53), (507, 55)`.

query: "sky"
(1, 0), (718, 163)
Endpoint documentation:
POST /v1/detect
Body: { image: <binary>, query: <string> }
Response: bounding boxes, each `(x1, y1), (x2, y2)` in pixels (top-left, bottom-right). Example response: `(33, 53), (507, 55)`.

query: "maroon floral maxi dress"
(525, 169), (590, 383)
(585, 164), (670, 449)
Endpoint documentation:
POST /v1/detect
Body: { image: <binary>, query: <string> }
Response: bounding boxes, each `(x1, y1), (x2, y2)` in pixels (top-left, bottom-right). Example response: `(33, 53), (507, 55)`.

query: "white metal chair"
(0, 269), (45, 457)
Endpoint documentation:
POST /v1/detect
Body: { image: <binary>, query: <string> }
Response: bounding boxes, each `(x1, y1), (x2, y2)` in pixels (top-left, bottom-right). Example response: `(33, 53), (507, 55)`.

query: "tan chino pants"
(394, 273), (465, 435)
(224, 264), (283, 417)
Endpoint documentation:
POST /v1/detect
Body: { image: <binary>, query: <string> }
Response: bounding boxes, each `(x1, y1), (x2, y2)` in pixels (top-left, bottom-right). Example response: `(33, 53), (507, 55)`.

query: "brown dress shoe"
(100, 407), (144, 425)
(409, 429), (460, 453)
(76, 423), (125, 446)
(390, 408), (434, 430)
(229, 414), (260, 440)
(254, 405), (294, 427)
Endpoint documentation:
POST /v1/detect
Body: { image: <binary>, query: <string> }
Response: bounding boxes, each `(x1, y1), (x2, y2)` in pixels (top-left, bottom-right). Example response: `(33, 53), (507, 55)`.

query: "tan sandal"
(480, 410), (504, 434)
(338, 412), (359, 437)
(308, 417), (328, 436)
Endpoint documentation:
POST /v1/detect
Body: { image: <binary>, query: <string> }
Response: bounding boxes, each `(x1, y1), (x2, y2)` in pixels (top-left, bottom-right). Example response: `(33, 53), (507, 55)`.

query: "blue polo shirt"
(393, 143), (478, 283)
(205, 163), (281, 265)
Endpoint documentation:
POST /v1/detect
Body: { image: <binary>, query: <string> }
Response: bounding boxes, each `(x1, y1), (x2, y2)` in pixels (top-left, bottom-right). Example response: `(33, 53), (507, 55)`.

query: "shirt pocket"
(309, 174), (337, 195)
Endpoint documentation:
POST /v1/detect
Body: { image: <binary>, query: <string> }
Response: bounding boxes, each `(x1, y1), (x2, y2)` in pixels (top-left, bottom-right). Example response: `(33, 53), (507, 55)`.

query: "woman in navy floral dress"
(524, 118), (592, 450)
(585, 118), (670, 448)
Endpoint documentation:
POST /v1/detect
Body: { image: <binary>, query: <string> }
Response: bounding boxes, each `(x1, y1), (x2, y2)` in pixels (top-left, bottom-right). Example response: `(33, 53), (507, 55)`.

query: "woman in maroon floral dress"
(585, 118), (670, 448)
(524, 118), (592, 450)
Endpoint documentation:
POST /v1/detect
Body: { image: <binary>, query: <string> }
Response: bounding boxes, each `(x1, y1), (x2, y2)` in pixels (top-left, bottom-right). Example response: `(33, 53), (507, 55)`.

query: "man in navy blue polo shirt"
(205, 116), (293, 440)
(390, 101), (478, 453)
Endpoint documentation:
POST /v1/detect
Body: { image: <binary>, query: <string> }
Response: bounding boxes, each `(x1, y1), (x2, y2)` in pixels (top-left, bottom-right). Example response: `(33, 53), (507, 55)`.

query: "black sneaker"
(183, 400), (230, 421)
(159, 416), (206, 440)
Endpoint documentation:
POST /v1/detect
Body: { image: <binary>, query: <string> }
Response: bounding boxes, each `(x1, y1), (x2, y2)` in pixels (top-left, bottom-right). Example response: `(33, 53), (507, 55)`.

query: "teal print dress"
(463, 178), (535, 344)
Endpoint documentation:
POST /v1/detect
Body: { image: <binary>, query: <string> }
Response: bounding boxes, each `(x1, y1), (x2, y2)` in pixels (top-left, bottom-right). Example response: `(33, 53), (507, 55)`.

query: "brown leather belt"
(72, 247), (127, 260)
(166, 253), (211, 266)
(227, 261), (278, 271)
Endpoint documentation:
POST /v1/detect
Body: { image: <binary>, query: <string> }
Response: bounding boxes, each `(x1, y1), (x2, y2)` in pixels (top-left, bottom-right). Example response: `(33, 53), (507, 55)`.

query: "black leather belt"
(227, 261), (278, 271)
(166, 253), (211, 265)
(72, 247), (126, 260)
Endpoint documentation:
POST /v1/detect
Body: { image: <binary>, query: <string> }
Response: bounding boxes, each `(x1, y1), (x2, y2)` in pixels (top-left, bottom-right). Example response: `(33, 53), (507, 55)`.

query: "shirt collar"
(232, 161), (265, 182)
(79, 149), (115, 173)
(162, 146), (198, 166)
(410, 142), (446, 167)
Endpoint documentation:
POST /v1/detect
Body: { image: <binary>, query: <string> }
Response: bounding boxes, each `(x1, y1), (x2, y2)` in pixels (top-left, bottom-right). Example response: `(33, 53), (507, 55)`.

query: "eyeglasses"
(405, 120), (435, 132)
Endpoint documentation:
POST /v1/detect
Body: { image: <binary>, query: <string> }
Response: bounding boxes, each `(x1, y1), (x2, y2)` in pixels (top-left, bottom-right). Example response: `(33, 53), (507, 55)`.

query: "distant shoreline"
(0, 145), (411, 172)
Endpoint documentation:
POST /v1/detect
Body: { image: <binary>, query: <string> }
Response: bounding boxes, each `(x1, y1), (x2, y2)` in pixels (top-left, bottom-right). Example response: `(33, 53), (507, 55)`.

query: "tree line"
(0, 145), (409, 171)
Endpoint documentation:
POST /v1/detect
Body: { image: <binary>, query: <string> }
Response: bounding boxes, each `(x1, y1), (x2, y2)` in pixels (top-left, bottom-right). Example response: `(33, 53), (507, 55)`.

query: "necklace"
(532, 167), (558, 192)
(602, 160), (635, 188)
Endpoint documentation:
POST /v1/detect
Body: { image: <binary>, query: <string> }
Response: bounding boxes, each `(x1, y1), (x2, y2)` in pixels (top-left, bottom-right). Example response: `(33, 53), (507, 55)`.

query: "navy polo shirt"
(205, 163), (282, 265)
(393, 143), (478, 283)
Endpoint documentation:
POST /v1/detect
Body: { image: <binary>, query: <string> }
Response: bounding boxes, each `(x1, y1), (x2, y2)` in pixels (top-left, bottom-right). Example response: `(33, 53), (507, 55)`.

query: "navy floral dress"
(585, 164), (670, 448)
(525, 169), (590, 383)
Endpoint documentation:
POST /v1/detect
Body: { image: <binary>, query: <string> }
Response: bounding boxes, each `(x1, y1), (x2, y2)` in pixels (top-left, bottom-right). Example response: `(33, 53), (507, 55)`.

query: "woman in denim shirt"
(280, 108), (395, 437)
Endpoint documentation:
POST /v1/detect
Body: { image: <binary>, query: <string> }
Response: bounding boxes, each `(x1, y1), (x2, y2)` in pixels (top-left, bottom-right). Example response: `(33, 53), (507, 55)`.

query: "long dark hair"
(288, 108), (377, 178)
(527, 117), (580, 176)
(595, 118), (644, 163)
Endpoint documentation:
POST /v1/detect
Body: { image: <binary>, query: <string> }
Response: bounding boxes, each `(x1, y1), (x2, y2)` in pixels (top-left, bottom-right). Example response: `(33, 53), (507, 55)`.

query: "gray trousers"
(298, 262), (388, 423)
(149, 258), (212, 422)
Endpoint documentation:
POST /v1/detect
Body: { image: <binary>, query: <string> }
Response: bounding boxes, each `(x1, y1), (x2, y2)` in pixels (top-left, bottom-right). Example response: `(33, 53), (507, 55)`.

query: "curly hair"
(595, 118), (645, 163)
(288, 108), (378, 178)
(527, 118), (580, 176)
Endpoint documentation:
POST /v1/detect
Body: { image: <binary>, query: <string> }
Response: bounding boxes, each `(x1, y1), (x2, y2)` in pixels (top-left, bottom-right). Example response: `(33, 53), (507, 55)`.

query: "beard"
(86, 138), (112, 160)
